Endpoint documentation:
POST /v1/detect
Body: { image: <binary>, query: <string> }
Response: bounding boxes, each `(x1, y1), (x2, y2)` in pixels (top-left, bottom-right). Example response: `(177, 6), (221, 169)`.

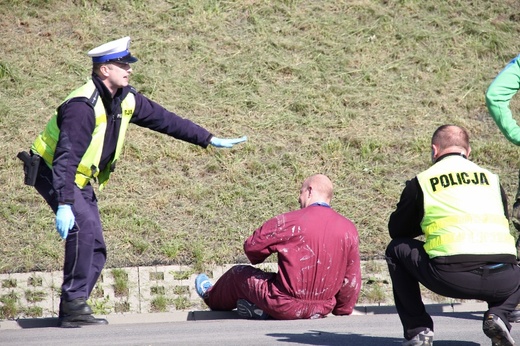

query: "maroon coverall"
(204, 204), (362, 319)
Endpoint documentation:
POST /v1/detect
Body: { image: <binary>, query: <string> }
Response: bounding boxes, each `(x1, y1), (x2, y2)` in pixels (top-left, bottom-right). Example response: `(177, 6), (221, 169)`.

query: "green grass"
(150, 295), (170, 312)
(0, 291), (19, 319)
(111, 269), (129, 297)
(2, 0), (520, 273)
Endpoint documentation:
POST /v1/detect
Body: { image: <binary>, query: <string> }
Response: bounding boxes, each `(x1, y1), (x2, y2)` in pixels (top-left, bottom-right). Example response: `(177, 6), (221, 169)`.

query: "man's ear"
(99, 64), (110, 77)
(431, 144), (442, 163)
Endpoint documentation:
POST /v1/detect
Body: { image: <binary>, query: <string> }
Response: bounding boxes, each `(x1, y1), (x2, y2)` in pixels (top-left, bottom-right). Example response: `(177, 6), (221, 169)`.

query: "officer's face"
(104, 62), (132, 90)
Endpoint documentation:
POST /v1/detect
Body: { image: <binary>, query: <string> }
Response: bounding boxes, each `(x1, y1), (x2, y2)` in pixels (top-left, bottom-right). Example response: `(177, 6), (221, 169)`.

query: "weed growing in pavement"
(173, 285), (190, 295)
(151, 295), (170, 312)
(114, 300), (131, 313)
(89, 296), (112, 315)
(90, 283), (105, 299)
(173, 295), (192, 310)
(24, 306), (43, 318)
(112, 268), (130, 297)
(2, 279), (16, 289)
(172, 270), (193, 280)
(0, 291), (19, 319)
(27, 275), (43, 288)
(151, 285), (166, 295)
(360, 278), (389, 305)
(24, 290), (46, 303)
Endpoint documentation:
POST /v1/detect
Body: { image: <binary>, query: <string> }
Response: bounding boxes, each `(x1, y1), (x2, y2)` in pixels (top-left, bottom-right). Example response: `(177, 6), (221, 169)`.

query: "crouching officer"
(386, 125), (520, 346)
(20, 36), (247, 327)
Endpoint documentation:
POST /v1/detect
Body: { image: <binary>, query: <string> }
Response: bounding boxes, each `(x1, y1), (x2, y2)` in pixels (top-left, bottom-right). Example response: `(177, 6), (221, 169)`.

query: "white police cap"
(87, 36), (138, 64)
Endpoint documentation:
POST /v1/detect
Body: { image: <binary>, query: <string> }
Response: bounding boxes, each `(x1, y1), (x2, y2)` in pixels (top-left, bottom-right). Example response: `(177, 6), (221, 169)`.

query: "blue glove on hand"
(209, 136), (247, 148)
(56, 204), (75, 240)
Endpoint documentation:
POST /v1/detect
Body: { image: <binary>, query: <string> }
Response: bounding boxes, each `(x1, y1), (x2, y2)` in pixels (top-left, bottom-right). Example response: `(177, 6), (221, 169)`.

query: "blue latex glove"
(209, 136), (247, 148)
(56, 204), (75, 240)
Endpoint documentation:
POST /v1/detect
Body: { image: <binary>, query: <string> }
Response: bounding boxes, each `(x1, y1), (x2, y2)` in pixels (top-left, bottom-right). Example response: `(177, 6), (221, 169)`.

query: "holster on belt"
(17, 151), (41, 186)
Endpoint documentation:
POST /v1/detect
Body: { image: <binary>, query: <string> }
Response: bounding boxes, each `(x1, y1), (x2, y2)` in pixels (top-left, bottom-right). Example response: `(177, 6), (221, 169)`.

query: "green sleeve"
(486, 56), (520, 146)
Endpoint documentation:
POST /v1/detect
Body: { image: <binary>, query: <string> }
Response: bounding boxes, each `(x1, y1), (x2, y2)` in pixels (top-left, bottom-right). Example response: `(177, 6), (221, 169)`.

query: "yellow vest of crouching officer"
(417, 155), (516, 258)
(31, 80), (136, 190)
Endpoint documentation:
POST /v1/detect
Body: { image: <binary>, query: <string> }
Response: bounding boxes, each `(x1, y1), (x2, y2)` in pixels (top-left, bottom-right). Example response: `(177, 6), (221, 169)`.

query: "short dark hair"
(432, 124), (469, 151)
(92, 63), (104, 74)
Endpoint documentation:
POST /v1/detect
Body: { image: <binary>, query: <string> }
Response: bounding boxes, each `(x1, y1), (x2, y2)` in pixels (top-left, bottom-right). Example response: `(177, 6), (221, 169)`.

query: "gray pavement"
(1, 302), (518, 345)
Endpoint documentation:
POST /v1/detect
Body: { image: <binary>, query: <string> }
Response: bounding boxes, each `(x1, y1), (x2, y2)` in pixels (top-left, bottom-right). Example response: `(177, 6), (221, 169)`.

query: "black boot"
(60, 298), (93, 316)
(509, 309), (520, 323)
(59, 298), (107, 328)
(60, 314), (109, 328)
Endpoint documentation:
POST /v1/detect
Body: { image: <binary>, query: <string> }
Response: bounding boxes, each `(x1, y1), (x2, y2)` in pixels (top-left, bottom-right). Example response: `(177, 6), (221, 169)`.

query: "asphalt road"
(1, 303), (517, 345)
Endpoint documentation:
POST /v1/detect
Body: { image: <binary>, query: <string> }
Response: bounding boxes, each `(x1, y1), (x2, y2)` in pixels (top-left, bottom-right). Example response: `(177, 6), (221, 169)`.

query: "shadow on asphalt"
(14, 318), (60, 329)
(5, 303), (485, 329)
(265, 330), (479, 346)
(187, 310), (241, 320)
(186, 302), (482, 320)
(360, 302), (483, 316)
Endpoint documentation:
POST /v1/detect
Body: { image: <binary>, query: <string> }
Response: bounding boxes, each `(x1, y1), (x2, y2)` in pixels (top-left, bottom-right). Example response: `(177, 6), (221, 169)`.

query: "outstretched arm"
(486, 55), (520, 146)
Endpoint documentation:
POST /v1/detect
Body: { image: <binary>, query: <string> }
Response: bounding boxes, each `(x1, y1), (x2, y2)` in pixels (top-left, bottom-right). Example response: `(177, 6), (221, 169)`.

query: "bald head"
(298, 174), (334, 209)
(431, 125), (471, 162)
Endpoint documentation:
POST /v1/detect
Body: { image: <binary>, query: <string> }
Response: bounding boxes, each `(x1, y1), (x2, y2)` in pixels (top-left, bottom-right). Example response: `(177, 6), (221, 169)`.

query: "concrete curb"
(0, 302), (490, 330)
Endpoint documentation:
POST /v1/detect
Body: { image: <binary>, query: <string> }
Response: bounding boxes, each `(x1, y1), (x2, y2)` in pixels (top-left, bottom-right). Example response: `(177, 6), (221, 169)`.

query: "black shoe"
(60, 314), (109, 328)
(60, 298), (93, 316)
(483, 313), (515, 346)
(236, 299), (269, 320)
(508, 309), (520, 323)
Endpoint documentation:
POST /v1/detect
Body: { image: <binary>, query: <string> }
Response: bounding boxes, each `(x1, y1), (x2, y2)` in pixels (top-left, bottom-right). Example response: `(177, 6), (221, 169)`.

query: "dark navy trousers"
(386, 237), (520, 340)
(34, 164), (107, 303)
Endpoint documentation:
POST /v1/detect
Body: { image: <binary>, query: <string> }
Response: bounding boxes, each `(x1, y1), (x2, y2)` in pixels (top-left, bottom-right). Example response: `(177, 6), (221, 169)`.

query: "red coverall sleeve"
(243, 216), (283, 265)
(332, 233), (362, 315)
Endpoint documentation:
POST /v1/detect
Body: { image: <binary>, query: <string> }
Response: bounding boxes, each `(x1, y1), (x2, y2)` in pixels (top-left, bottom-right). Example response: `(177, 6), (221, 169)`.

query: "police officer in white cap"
(24, 37), (247, 327)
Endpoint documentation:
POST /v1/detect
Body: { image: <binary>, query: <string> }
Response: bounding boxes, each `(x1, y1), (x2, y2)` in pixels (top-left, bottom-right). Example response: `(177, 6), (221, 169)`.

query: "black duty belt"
(469, 263), (510, 276)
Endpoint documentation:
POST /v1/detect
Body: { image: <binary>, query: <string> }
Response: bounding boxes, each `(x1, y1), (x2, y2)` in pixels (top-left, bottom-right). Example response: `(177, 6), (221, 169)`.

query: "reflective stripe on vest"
(31, 80), (135, 189)
(417, 156), (515, 258)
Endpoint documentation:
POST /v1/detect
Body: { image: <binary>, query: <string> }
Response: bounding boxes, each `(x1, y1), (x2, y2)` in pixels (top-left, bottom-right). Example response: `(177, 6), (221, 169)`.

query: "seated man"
(386, 124), (520, 346)
(195, 174), (361, 320)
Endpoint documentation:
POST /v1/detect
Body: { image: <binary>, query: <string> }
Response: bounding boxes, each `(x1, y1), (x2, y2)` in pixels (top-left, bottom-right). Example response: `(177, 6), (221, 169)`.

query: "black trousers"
(34, 164), (107, 304)
(386, 238), (520, 340)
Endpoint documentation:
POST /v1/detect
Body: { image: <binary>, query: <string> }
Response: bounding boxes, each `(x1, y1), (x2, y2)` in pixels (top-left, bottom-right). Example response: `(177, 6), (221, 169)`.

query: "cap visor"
(105, 54), (138, 64)
(118, 55), (138, 63)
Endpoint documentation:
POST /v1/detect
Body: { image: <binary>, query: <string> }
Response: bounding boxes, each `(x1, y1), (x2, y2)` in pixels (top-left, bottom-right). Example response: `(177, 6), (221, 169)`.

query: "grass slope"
(2, 0), (520, 273)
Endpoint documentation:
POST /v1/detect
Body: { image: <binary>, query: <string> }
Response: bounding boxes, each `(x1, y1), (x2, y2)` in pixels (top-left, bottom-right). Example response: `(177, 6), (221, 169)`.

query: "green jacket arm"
(486, 56), (520, 146)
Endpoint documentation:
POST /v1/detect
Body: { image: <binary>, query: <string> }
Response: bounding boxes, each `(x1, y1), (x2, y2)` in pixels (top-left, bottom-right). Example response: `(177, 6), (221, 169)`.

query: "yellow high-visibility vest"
(417, 156), (515, 258)
(32, 80), (135, 190)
